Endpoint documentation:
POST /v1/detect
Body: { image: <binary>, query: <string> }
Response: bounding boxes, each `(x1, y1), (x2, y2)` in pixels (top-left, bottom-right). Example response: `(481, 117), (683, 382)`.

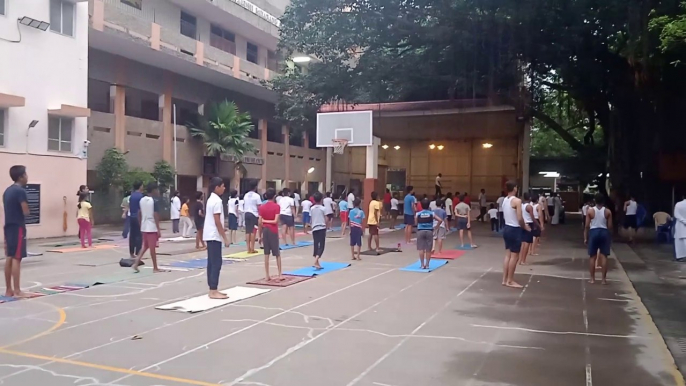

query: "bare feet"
(5, 290), (14, 297)
(132, 265), (140, 273)
(13, 291), (28, 298)
(209, 290), (228, 299)
(589, 279), (596, 284)
(505, 282), (524, 288)
(601, 280), (608, 285)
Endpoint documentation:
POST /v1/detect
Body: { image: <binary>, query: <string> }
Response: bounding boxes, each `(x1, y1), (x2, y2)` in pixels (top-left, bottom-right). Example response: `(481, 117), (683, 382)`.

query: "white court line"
(345, 268), (493, 386)
(470, 324), (643, 339)
(582, 272), (592, 386)
(107, 268), (397, 385)
(598, 298), (632, 302)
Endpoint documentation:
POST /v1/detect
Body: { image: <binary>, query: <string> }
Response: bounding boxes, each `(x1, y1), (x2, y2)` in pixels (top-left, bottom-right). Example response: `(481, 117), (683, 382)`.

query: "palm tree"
(188, 100), (257, 191)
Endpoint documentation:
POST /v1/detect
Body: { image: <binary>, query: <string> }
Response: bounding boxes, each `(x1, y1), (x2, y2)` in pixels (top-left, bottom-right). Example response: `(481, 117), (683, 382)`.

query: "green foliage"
(96, 148), (128, 189)
(121, 168), (154, 192)
(188, 100), (257, 163)
(152, 160), (175, 194)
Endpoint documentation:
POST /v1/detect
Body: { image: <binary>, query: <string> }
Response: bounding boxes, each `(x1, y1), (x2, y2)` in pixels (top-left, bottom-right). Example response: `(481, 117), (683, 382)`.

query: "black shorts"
(326, 213), (334, 219)
(624, 215), (637, 229)
(4, 225), (27, 260)
(262, 228), (280, 256)
(194, 218), (204, 230)
(503, 225), (522, 253)
(280, 215), (295, 227)
(522, 223), (534, 243)
(245, 213), (258, 233)
(228, 214), (238, 230)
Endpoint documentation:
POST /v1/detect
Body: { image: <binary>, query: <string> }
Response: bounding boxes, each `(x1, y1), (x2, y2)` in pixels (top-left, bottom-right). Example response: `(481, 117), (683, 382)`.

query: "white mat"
(156, 286), (271, 313)
(161, 236), (193, 242)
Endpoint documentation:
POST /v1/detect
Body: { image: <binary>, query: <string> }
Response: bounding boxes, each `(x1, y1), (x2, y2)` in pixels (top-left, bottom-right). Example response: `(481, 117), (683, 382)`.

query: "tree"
(121, 168), (155, 192)
(152, 160), (175, 194)
(96, 148), (127, 190)
(188, 100), (257, 190)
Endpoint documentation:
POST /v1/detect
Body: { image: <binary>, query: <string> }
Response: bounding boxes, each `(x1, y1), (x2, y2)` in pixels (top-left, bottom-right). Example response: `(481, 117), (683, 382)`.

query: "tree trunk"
(234, 163), (242, 192)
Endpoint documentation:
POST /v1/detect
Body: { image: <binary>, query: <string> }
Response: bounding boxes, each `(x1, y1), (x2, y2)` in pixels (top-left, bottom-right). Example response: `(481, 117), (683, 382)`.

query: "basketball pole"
(325, 147), (333, 192)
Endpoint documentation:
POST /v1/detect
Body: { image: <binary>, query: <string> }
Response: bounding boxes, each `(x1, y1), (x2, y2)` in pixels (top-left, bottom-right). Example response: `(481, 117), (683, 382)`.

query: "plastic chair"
(656, 219), (673, 244)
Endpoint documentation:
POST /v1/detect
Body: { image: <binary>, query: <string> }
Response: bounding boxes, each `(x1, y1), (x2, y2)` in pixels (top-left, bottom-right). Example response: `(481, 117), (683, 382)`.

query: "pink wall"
(0, 153), (86, 239)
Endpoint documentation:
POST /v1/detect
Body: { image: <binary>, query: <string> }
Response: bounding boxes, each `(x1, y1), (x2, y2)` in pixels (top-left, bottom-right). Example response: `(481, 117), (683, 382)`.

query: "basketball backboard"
(316, 111), (373, 147)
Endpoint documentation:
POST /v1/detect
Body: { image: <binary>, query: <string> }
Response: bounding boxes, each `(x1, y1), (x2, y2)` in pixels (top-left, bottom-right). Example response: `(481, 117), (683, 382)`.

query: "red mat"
(431, 250), (466, 260)
(247, 275), (312, 287)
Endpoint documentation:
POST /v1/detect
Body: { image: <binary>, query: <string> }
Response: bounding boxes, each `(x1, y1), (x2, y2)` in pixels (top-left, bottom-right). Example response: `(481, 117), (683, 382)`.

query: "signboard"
(25, 184), (40, 225)
(221, 154), (264, 165)
(216, 0), (281, 27)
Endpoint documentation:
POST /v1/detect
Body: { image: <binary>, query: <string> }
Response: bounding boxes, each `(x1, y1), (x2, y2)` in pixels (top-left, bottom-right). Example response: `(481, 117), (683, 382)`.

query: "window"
(0, 0), (5, 16)
(0, 110), (5, 147)
(50, 0), (75, 37)
(210, 24), (236, 55)
(247, 42), (258, 64)
(48, 117), (73, 152)
(180, 11), (197, 40)
(267, 50), (279, 71)
(120, 0), (142, 10)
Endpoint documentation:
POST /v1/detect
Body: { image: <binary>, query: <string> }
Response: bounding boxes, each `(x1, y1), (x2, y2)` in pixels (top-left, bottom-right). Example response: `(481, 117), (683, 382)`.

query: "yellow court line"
(0, 348), (220, 386)
(1, 304), (66, 349)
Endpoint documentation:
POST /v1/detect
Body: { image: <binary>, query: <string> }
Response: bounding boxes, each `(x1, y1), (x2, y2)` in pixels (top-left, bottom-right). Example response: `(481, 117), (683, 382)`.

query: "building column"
(363, 137), (380, 226)
(283, 125), (290, 187)
(522, 123), (531, 193)
(259, 119), (268, 192)
(160, 73), (173, 163)
(109, 85), (126, 151)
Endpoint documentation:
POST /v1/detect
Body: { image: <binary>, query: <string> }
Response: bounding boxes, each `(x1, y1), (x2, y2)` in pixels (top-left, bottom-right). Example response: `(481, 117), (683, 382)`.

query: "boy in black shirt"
(3, 165), (30, 298)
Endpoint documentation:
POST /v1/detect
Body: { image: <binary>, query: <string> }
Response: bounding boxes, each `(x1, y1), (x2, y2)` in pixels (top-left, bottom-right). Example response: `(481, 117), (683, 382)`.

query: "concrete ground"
(0, 219), (683, 386)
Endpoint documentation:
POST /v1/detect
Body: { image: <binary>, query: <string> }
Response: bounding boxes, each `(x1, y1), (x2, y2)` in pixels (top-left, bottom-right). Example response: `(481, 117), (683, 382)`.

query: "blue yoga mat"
(295, 224), (304, 228)
(329, 226), (342, 232)
(395, 224), (406, 230)
(169, 258), (232, 269)
(400, 259), (448, 273)
(284, 261), (351, 277)
(0, 296), (18, 303)
(455, 245), (474, 251)
(230, 241), (247, 247)
(279, 241), (314, 250)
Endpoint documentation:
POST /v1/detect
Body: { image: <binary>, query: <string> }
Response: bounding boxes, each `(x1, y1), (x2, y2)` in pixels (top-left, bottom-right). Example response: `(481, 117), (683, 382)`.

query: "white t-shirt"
(435, 175), (441, 186)
(390, 198), (399, 210)
(626, 200), (637, 215)
(488, 208), (498, 219)
(170, 196), (181, 220)
(301, 200), (312, 213)
(238, 199), (245, 213)
(228, 198), (239, 215)
(496, 196), (505, 212)
(279, 196), (295, 216)
(445, 198), (453, 212)
(276, 195), (282, 205)
(294, 192), (301, 207)
(323, 197), (334, 215)
(479, 193), (487, 206)
(243, 191), (261, 215)
(429, 201), (437, 211)
(140, 196), (158, 233)
(347, 193), (355, 209)
(203, 192), (225, 242)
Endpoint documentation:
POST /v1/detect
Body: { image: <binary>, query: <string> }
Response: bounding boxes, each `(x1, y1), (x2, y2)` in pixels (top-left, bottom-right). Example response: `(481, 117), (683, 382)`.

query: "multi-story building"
(86, 0), (326, 209)
(0, 0), (90, 238)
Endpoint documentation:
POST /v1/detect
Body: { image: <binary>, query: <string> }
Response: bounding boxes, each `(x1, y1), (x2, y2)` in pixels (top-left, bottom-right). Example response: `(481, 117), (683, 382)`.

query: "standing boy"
(496, 191), (506, 230)
(227, 190), (239, 244)
(454, 195), (477, 249)
(323, 192), (335, 230)
(367, 191), (381, 254)
(501, 181), (529, 288)
(432, 199), (447, 254)
(585, 193), (613, 284)
(243, 181), (262, 254)
(258, 189), (282, 281)
(403, 186), (417, 244)
(416, 198), (442, 269)
(349, 199), (365, 260)
(310, 192), (327, 269)
(519, 193), (535, 265)
(132, 182), (164, 273)
(4, 165), (29, 297)
(444, 193), (453, 230)
(338, 198), (349, 236)
(301, 194), (313, 234)
(128, 181), (144, 258)
(203, 177), (230, 298)
(477, 189), (487, 222)
(488, 204), (499, 233)
(279, 188), (296, 245)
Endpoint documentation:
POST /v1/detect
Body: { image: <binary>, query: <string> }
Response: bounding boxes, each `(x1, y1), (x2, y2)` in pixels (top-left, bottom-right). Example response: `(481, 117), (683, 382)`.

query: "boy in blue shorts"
(349, 198), (365, 260)
(584, 193), (613, 284)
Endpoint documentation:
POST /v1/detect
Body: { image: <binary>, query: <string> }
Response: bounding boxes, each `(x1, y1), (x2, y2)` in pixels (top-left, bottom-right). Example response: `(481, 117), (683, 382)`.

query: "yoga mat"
(27, 252), (43, 257)
(67, 270), (154, 287)
(247, 275), (311, 287)
(400, 259), (448, 273)
(168, 258), (232, 269)
(160, 236), (195, 242)
(157, 248), (200, 256)
(329, 226), (342, 232)
(156, 286), (271, 313)
(151, 266), (193, 272)
(47, 244), (117, 253)
(223, 250), (261, 259)
(284, 262), (351, 277)
(40, 240), (106, 248)
(394, 224), (406, 229)
(0, 296), (18, 303)
(455, 245), (476, 251)
(360, 249), (390, 256)
(229, 241), (247, 247)
(431, 250), (466, 260)
(279, 241), (314, 250)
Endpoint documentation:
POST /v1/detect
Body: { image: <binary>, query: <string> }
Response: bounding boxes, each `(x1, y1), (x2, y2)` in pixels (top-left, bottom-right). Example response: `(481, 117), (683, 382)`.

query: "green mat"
(66, 270), (154, 287)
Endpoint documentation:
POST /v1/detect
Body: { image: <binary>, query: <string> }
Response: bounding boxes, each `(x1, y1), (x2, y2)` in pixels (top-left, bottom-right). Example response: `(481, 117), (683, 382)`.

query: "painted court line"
(346, 268), (493, 386)
(470, 324), (643, 339)
(107, 268), (397, 385)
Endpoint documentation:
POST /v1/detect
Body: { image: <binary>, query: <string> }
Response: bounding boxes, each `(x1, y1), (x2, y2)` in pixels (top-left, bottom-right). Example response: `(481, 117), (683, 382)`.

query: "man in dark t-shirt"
(128, 181), (144, 258)
(3, 165), (29, 298)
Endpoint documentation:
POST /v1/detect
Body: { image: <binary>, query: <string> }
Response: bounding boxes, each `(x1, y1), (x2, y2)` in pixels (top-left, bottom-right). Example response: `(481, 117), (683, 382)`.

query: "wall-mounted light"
(307, 167), (315, 174)
(19, 16), (50, 31)
(429, 144), (436, 150)
(437, 145), (444, 150)
(381, 144), (389, 150)
(482, 143), (493, 149)
(292, 56), (311, 63)
(394, 145), (400, 150)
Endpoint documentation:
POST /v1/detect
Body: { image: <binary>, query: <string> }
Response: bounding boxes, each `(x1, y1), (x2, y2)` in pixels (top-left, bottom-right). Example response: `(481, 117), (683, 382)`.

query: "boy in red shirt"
(258, 189), (281, 281)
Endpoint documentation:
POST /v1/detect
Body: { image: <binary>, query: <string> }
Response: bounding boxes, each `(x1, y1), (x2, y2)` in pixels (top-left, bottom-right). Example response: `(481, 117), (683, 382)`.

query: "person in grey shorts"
(415, 198), (443, 269)
(258, 189), (282, 282)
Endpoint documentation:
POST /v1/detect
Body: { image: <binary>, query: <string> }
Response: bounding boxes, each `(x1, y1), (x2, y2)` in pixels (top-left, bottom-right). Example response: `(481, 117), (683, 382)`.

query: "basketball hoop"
(332, 139), (348, 155)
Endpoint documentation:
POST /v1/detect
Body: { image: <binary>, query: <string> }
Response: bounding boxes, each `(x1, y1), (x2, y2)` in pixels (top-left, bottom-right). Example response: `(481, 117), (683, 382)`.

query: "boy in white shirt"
(488, 203), (499, 233)
(323, 192), (335, 230)
(204, 177), (230, 299)
(132, 182), (164, 273)
(390, 194), (399, 229)
(279, 188), (296, 245)
(301, 194), (313, 234)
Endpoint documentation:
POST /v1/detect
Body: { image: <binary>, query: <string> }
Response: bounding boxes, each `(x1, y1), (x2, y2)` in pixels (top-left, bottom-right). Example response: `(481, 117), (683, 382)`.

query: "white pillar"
(196, 176), (203, 191)
(366, 136), (380, 178)
(325, 147), (333, 191)
(522, 123), (531, 192)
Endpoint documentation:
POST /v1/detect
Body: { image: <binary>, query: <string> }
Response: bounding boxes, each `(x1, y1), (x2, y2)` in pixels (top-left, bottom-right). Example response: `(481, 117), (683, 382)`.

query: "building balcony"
(89, 0), (278, 102)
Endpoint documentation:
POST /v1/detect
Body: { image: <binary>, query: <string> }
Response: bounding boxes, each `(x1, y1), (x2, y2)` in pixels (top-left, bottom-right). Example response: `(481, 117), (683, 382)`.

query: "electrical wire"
(0, 19), (22, 43)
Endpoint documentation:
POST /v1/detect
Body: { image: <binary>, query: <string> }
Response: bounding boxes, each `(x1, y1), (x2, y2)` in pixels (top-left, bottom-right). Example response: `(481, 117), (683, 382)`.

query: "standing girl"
(180, 196), (193, 238)
(170, 191), (181, 234)
(77, 192), (93, 248)
(310, 192), (327, 269)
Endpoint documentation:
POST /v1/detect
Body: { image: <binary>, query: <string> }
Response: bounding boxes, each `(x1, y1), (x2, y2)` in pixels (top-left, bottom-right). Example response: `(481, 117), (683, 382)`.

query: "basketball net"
(332, 139), (348, 155)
